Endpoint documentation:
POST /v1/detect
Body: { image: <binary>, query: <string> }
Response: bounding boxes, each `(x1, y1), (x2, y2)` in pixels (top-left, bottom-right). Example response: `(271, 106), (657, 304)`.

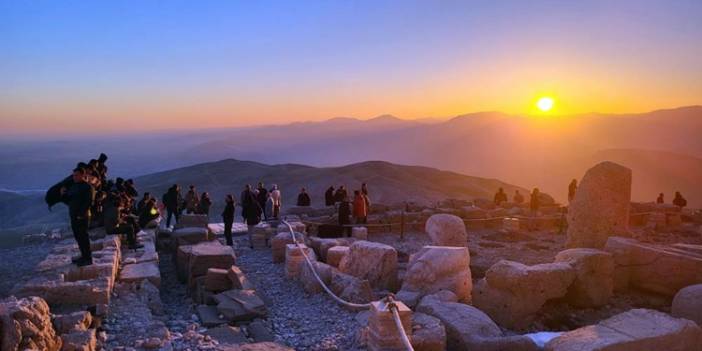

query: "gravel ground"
(234, 236), (365, 351)
(0, 242), (55, 298)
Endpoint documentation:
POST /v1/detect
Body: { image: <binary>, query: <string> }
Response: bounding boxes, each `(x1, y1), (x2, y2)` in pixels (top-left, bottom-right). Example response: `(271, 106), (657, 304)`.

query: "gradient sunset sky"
(2, 0), (701, 134)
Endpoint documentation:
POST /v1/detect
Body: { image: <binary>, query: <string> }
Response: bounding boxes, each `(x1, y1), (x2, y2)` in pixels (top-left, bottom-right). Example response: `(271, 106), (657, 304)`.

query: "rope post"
(368, 296), (413, 351)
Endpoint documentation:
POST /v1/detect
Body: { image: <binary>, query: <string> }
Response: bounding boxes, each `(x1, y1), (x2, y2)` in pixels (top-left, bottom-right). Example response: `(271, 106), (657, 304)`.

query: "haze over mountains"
(1, 106), (701, 209)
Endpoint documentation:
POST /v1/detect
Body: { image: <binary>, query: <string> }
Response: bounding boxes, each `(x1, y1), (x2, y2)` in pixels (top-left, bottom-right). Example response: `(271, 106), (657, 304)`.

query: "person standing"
(334, 186), (348, 204)
(222, 195), (236, 246)
(493, 187), (508, 206)
(673, 191), (687, 209)
(513, 190), (524, 204)
(568, 179), (578, 202)
(657, 193), (665, 204)
(353, 190), (368, 224)
(256, 182), (268, 220)
(185, 185), (199, 214)
(241, 185), (263, 248)
(163, 185), (181, 228)
(199, 192), (212, 217)
(297, 187), (311, 206)
(338, 195), (352, 237)
(530, 188), (541, 215)
(62, 166), (95, 266)
(270, 184), (282, 219)
(324, 186), (335, 207)
(361, 183), (370, 212)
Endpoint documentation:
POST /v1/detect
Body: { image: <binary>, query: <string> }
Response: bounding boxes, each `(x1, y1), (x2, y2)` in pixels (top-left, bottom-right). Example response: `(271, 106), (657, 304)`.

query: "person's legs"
(247, 224), (255, 248)
(72, 216), (92, 264)
(166, 209), (174, 227)
(273, 205), (280, 219)
(224, 221), (233, 246)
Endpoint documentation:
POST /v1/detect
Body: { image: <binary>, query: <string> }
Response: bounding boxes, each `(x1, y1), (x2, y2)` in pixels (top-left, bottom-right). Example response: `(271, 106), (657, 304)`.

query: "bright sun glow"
(536, 97), (555, 112)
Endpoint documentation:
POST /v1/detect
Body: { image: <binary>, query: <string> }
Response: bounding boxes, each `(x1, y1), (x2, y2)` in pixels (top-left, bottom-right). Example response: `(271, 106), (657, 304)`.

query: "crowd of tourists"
(46, 153), (158, 267)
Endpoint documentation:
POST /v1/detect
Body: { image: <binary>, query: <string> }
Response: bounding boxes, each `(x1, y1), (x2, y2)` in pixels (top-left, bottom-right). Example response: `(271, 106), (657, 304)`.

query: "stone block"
(411, 312), (446, 351)
(119, 262), (161, 287)
(205, 268), (232, 292)
(339, 240), (398, 290)
(175, 214), (209, 229)
(368, 299), (412, 351)
(53, 311), (92, 334)
(352, 227), (368, 240)
(204, 325), (248, 345)
(400, 246), (472, 304)
(326, 246), (350, 268)
(214, 289), (267, 322)
(0, 296), (62, 351)
(227, 266), (255, 290)
(285, 244), (315, 279)
(188, 241), (236, 287)
(196, 305), (227, 328)
(330, 270), (373, 305)
(271, 231), (306, 263)
(60, 329), (96, 351)
(425, 214), (467, 247)
(672, 284), (702, 326)
(300, 261), (333, 294)
(554, 248), (614, 307)
(545, 309), (702, 351)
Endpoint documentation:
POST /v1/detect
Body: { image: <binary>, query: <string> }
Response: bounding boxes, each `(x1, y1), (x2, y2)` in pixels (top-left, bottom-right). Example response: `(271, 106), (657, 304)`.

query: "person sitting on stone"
(136, 192), (151, 214)
(513, 190), (524, 204)
(324, 186), (335, 207)
(657, 193), (665, 204)
(297, 187), (311, 207)
(493, 187), (508, 206)
(199, 192), (212, 216)
(124, 179), (139, 198)
(104, 195), (142, 250)
(138, 198), (160, 229)
(673, 191), (687, 209)
(568, 179), (578, 202)
(185, 185), (200, 214)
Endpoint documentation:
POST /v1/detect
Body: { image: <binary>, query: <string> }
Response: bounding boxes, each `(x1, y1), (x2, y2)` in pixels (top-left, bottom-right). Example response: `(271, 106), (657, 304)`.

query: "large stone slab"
(214, 289), (267, 322)
(175, 214), (209, 229)
(188, 241), (236, 287)
(271, 231), (306, 263)
(330, 270), (373, 305)
(339, 240), (398, 290)
(326, 246), (350, 268)
(300, 261), (333, 294)
(473, 260), (575, 328)
(672, 284), (702, 326)
(417, 294), (538, 351)
(119, 262), (161, 287)
(604, 237), (702, 296)
(545, 309), (702, 351)
(425, 214), (467, 247)
(411, 312), (446, 351)
(399, 246), (472, 304)
(567, 161), (632, 249)
(554, 248), (614, 307)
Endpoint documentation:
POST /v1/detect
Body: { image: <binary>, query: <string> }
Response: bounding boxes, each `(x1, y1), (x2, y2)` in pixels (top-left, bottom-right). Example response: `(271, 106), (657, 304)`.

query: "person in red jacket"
(353, 190), (368, 224)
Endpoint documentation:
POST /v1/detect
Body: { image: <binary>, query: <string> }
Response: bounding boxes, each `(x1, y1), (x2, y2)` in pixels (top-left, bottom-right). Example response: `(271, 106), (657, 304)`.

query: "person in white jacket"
(270, 184), (282, 219)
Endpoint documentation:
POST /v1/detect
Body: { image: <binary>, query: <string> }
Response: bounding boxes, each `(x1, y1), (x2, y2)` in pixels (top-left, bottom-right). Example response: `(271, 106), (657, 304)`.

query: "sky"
(1, 0), (701, 134)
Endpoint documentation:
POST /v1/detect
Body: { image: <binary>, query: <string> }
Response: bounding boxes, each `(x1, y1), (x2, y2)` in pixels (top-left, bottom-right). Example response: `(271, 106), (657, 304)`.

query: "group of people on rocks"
(657, 191), (688, 208)
(492, 186), (543, 214)
(46, 153), (157, 267)
(161, 185), (214, 228)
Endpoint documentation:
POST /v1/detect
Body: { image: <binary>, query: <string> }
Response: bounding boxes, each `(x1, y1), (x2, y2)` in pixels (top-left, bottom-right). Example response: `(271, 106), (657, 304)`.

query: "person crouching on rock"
(222, 195), (236, 246)
(61, 166), (95, 266)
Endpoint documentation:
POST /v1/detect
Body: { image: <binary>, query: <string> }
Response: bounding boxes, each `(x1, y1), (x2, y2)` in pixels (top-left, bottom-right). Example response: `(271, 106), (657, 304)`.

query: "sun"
(536, 96), (555, 112)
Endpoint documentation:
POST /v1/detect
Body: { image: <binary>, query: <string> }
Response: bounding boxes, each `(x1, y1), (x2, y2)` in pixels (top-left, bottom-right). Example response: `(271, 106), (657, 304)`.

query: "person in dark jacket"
(222, 195), (236, 246)
(124, 179), (139, 198)
(138, 198), (160, 229)
(324, 186), (335, 207)
(199, 192), (212, 216)
(530, 188), (541, 215)
(338, 196), (352, 237)
(673, 191), (687, 209)
(657, 193), (665, 204)
(61, 166), (95, 266)
(136, 192), (151, 214)
(297, 188), (311, 207)
(568, 179), (578, 202)
(241, 185), (263, 248)
(184, 185), (199, 214)
(255, 182), (268, 220)
(104, 196), (140, 249)
(493, 187), (508, 206)
(163, 185), (182, 228)
(334, 186), (348, 204)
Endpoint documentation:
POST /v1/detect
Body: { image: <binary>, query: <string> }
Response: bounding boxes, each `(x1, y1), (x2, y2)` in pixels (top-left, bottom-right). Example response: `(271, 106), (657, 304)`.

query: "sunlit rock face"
(567, 161), (632, 249)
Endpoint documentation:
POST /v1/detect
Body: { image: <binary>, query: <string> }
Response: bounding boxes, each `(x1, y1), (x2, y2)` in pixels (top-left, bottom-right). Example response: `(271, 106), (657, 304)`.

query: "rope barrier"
(282, 219), (372, 310)
(386, 295), (414, 351)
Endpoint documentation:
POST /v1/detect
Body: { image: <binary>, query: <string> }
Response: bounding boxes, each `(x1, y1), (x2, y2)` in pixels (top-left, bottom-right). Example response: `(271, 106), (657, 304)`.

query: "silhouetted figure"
(493, 187), (508, 206)
(568, 179), (578, 202)
(361, 183), (370, 210)
(138, 199), (159, 229)
(297, 188), (311, 206)
(530, 188), (541, 215)
(136, 192), (151, 214)
(241, 184), (263, 248)
(265, 193), (274, 220)
(657, 193), (665, 204)
(270, 184), (281, 219)
(185, 185), (199, 214)
(256, 182), (269, 220)
(62, 167), (95, 266)
(353, 190), (368, 224)
(124, 179), (138, 198)
(104, 196), (137, 249)
(163, 184), (182, 228)
(324, 186), (335, 207)
(222, 195), (236, 246)
(334, 186), (348, 204)
(673, 191), (687, 209)
(513, 190), (524, 204)
(338, 196), (352, 237)
(199, 192), (212, 216)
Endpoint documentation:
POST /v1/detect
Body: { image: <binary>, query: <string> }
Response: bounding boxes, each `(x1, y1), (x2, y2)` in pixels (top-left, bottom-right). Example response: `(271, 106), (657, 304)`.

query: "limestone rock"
(330, 270), (373, 305)
(326, 246), (350, 268)
(400, 246), (472, 304)
(545, 309), (702, 351)
(300, 261), (333, 294)
(196, 305), (227, 327)
(285, 244), (315, 279)
(214, 289), (267, 322)
(473, 260), (575, 328)
(205, 268), (232, 292)
(425, 214), (467, 247)
(672, 284), (702, 326)
(175, 214), (209, 229)
(171, 227), (210, 247)
(339, 240), (398, 290)
(411, 312), (446, 351)
(227, 266), (254, 290)
(417, 295), (538, 351)
(554, 248), (614, 307)
(352, 227), (368, 240)
(0, 296), (62, 351)
(60, 329), (96, 351)
(119, 262), (161, 287)
(204, 325), (247, 345)
(188, 241), (236, 287)
(567, 162), (632, 249)
(271, 232), (306, 263)
(53, 311), (92, 334)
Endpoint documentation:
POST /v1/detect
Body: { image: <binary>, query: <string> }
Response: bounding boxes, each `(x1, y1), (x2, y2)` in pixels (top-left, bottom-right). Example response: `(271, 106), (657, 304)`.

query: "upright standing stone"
(368, 299), (412, 351)
(567, 162), (632, 249)
(425, 214), (467, 247)
(338, 241), (398, 290)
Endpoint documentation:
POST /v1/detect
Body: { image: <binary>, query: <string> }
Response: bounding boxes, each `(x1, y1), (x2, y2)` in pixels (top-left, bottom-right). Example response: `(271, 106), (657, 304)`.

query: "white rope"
(389, 299), (415, 351)
(282, 219), (371, 310)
